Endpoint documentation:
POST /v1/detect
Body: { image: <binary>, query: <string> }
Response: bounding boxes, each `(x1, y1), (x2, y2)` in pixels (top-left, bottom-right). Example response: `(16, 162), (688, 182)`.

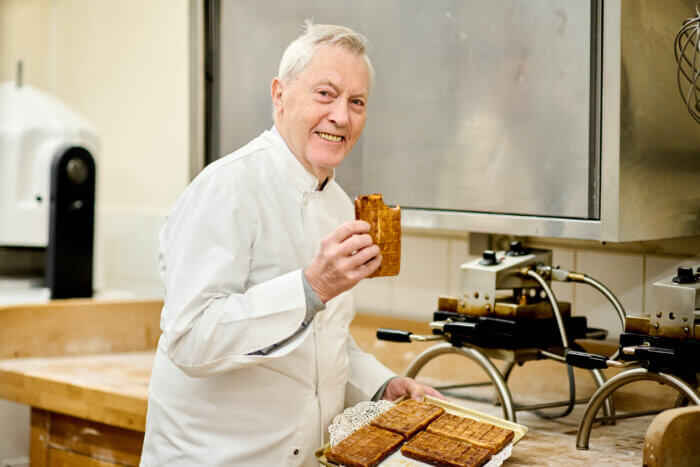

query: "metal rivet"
(484, 294), (490, 300)
(683, 316), (689, 322)
(669, 312), (676, 320)
(656, 312), (662, 318)
(684, 327), (690, 333)
(293, 449), (300, 455)
(652, 323), (659, 330)
(474, 292), (479, 299)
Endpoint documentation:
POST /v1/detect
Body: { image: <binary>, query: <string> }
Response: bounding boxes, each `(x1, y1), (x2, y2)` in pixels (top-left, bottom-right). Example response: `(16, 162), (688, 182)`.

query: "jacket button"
(293, 449), (300, 455)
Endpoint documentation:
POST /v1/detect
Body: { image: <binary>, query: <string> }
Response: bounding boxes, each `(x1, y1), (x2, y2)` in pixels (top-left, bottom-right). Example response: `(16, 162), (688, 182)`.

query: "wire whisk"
(674, 3), (700, 123)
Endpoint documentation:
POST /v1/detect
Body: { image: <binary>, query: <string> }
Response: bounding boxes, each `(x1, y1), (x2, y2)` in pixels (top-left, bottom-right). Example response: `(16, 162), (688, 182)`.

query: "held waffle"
(427, 413), (515, 453)
(370, 399), (445, 439)
(325, 424), (403, 467)
(354, 194), (401, 278)
(401, 431), (493, 467)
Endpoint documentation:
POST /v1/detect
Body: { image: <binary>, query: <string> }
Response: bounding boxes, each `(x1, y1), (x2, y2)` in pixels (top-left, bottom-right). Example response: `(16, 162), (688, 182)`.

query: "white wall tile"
(575, 251), (644, 340)
(99, 209), (166, 297)
(550, 248), (576, 309)
(389, 235), (450, 321)
(354, 275), (395, 316)
(644, 255), (700, 315)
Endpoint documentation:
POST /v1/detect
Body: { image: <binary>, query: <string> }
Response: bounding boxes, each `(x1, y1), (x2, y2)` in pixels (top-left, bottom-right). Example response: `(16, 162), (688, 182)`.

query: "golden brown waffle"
(354, 193), (401, 278)
(369, 399), (445, 439)
(401, 431), (493, 467)
(325, 424), (403, 467)
(427, 413), (514, 453)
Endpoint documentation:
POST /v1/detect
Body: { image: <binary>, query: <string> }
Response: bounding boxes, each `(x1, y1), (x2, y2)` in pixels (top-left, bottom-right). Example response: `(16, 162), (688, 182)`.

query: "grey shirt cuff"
(371, 376), (398, 401)
(302, 271), (326, 320)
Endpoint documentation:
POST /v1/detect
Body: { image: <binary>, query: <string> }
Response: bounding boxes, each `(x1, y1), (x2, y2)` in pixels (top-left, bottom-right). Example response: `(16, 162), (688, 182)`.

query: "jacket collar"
(266, 126), (335, 193)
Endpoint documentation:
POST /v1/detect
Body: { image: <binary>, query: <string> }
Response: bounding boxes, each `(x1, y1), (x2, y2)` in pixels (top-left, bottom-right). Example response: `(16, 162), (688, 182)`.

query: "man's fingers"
(339, 233), (373, 256)
(347, 244), (380, 267)
(328, 220), (370, 244)
(355, 253), (382, 278)
(407, 381), (425, 401)
(424, 386), (448, 401)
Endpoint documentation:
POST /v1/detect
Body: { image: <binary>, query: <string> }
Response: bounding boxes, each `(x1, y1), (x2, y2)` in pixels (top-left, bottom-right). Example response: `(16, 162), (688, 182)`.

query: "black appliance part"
(46, 146), (96, 299)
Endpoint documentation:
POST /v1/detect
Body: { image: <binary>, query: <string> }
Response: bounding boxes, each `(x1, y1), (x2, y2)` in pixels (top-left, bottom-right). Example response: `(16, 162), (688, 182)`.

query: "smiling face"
(272, 44), (369, 182)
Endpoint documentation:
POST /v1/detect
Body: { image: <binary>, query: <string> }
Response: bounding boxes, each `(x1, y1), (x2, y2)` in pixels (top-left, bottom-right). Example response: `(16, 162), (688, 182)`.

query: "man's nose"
(328, 99), (349, 127)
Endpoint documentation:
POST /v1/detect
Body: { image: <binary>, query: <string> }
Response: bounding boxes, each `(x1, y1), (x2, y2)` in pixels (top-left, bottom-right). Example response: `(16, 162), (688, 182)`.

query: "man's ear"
(271, 78), (284, 113)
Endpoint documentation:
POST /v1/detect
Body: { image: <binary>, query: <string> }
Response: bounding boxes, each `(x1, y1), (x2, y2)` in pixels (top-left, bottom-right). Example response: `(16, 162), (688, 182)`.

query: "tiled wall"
(95, 208), (166, 299)
(355, 232), (700, 341)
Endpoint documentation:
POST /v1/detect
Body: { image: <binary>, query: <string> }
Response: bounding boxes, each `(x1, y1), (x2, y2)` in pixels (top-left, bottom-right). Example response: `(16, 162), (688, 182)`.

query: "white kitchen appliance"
(0, 70), (97, 299)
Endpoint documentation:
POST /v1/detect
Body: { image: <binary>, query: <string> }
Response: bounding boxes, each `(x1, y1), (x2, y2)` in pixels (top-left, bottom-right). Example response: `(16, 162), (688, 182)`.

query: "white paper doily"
(327, 400), (513, 467)
(329, 400), (394, 447)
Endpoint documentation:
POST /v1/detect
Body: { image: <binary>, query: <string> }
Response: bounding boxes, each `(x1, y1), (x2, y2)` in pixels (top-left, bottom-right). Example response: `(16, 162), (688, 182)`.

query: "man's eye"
(318, 90), (331, 97)
(352, 99), (365, 107)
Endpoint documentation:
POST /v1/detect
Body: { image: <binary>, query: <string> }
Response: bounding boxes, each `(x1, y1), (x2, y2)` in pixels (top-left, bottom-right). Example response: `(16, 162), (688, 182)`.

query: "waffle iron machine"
(0, 68), (97, 300)
(377, 242), (629, 423)
(574, 265), (700, 449)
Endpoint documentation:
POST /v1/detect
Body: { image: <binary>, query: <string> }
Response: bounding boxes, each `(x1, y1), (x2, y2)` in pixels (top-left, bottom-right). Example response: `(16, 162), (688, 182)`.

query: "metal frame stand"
(576, 367), (700, 450)
(403, 342), (614, 423)
(404, 343), (516, 421)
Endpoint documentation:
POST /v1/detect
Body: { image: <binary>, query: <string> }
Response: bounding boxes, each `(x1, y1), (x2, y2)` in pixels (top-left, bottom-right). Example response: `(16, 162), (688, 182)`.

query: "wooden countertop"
(0, 349), (652, 465)
(0, 302), (669, 464)
(0, 299), (163, 433)
(0, 351), (153, 432)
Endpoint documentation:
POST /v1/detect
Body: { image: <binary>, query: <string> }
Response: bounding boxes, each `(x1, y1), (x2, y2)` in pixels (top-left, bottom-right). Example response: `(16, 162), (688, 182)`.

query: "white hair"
(278, 19), (375, 90)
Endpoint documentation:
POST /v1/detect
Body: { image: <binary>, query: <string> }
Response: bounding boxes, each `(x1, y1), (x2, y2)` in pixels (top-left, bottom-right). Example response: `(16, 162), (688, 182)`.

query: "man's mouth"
(315, 131), (345, 142)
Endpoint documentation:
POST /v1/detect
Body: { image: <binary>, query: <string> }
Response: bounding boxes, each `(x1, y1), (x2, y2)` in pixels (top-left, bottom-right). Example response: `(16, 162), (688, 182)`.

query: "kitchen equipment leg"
(576, 368), (700, 450)
(495, 361), (517, 406)
(589, 368), (615, 423)
(404, 343), (516, 421)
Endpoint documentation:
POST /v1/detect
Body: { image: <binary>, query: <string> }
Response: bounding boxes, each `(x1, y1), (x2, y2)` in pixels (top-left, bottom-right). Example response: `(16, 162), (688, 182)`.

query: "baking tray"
(315, 395), (528, 466)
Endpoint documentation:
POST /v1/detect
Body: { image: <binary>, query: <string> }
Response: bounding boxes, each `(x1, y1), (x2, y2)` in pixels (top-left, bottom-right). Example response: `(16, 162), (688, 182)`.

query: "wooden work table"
(0, 300), (161, 466)
(0, 302), (694, 466)
(0, 351), (152, 431)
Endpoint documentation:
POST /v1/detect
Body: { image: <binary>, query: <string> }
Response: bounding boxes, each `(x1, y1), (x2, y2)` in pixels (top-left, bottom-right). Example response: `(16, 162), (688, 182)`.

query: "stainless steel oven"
(202, 0), (700, 241)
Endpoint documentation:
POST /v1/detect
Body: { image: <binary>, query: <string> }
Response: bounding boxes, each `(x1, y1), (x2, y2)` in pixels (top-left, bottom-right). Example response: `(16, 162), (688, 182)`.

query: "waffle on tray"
(427, 412), (515, 453)
(354, 193), (401, 278)
(325, 424), (404, 467)
(401, 430), (493, 467)
(369, 399), (445, 439)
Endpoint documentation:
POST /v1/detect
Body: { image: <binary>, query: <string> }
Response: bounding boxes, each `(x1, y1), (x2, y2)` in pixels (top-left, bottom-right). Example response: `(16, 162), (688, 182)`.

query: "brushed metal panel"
(217, 0), (367, 161)
(402, 209), (601, 239)
(207, 0), (699, 241)
(354, 0), (593, 219)
(216, 0), (594, 220)
(616, 0), (700, 240)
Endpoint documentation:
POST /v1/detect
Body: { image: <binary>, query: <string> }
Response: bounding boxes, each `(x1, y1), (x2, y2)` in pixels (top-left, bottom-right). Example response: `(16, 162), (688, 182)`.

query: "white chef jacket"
(140, 128), (395, 467)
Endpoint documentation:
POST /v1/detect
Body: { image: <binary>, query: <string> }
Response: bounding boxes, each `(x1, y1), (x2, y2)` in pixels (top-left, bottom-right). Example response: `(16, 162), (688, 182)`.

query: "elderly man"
(140, 22), (441, 466)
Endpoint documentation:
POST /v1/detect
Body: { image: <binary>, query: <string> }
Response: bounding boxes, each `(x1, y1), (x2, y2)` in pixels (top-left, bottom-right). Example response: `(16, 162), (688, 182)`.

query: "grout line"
(572, 249), (578, 315)
(641, 255), (647, 315)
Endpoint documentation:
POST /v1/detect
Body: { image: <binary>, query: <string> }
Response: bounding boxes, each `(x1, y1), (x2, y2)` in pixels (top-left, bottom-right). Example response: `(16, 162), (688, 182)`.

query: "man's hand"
(304, 220), (382, 303)
(382, 377), (446, 402)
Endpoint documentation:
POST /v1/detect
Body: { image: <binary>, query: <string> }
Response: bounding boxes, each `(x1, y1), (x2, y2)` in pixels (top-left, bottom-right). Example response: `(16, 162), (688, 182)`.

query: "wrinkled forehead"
(302, 44), (371, 93)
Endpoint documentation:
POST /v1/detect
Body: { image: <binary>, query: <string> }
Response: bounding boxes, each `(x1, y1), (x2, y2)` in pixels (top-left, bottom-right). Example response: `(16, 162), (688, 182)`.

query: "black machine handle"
(376, 328), (413, 343)
(442, 321), (478, 338)
(634, 346), (676, 360)
(565, 349), (608, 370)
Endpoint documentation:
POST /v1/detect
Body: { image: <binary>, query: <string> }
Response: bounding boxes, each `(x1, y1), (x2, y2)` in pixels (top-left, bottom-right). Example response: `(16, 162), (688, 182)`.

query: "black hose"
(528, 341), (590, 419)
(531, 363), (576, 419)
